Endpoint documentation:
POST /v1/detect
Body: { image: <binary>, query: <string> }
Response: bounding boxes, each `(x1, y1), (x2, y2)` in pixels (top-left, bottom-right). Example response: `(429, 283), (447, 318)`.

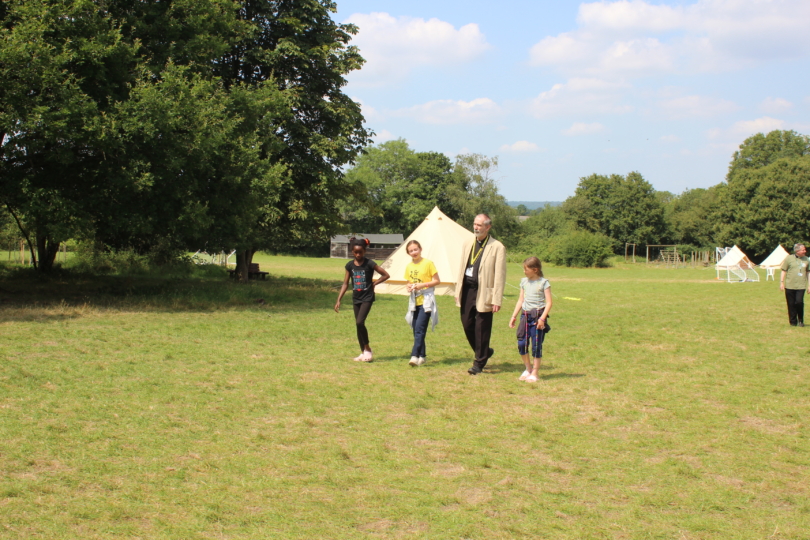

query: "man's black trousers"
(785, 288), (805, 325)
(460, 284), (493, 371)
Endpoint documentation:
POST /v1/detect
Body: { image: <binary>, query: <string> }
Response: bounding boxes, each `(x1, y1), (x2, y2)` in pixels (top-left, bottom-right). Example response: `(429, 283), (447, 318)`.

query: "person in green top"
(780, 243), (810, 327)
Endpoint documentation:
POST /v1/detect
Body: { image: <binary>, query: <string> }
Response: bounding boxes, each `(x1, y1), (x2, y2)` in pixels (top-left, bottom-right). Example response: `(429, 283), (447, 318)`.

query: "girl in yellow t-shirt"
(404, 240), (440, 366)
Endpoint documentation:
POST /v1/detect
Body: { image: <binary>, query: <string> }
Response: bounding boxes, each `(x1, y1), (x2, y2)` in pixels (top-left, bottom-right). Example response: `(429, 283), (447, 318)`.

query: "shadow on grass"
(434, 356), (473, 366)
(540, 373), (586, 380)
(0, 264), (344, 319)
(482, 361), (586, 380)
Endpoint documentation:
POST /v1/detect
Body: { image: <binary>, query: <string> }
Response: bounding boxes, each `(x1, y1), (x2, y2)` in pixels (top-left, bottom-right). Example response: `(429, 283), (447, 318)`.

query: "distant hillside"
(508, 201), (563, 210)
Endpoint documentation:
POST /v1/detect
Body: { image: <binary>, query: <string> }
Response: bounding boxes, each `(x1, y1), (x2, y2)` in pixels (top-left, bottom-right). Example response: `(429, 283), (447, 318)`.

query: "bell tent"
(715, 245), (759, 282)
(759, 244), (790, 281)
(374, 206), (474, 296)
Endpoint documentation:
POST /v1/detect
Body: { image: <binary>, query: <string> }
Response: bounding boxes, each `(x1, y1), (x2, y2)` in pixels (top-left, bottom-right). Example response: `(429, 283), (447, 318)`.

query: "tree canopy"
(562, 172), (666, 251)
(727, 130), (810, 182)
(341, 139), (461, 234)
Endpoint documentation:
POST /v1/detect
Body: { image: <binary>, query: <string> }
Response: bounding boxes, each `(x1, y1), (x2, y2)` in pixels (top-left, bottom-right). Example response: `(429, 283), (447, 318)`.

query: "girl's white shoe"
(361, 349), (374, 362)
(519, 370), (530, 381)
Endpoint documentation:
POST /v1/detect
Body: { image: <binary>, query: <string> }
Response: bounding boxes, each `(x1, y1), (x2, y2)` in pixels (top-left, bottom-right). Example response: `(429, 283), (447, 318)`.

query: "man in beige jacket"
(454, 214), (507, 374)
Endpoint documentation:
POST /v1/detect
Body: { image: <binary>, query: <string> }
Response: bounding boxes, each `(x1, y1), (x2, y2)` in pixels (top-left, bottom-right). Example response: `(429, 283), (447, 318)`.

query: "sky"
(334, 0), (810, 202)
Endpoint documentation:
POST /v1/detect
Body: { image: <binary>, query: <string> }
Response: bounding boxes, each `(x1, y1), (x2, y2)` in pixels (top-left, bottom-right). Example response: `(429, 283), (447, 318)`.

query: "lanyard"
(470, 236), (488, 266)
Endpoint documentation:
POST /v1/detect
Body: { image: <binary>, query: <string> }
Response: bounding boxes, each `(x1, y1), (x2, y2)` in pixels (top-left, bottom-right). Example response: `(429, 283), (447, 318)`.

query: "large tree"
(717, 155), (810, 258)
(714, 130), (810, 258)
(562, 171), (666, 251)
(1, 0), (369, 275)
(211, 0), (371, 277)
(0, 0), (139, 270)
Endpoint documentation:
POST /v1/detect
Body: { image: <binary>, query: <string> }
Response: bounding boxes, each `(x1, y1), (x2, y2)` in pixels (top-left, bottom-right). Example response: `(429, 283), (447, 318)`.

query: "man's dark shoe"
(800, 321), (805, 327)
(468, 367), (481, 375)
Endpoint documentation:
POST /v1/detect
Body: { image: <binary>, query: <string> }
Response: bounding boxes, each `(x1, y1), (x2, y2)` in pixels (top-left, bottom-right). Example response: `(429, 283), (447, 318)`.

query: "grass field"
(1, 256), (808, 539)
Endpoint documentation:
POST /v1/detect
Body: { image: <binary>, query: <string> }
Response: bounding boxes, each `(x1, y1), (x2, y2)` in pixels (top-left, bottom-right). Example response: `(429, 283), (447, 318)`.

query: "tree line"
(544, 129), (810, 264)
(341, 130), (810, 267)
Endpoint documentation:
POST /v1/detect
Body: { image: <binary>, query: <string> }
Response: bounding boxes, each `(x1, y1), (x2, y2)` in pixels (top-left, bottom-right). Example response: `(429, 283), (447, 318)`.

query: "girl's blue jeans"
(410, 305), (432, 358)
(517, 312), (547, 358)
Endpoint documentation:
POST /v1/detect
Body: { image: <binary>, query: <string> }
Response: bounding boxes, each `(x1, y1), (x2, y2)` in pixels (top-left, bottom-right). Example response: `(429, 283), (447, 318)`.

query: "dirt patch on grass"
(431, 463), (466, 478)
(456, 486), (492, 506)
(739, 416), (800, 435)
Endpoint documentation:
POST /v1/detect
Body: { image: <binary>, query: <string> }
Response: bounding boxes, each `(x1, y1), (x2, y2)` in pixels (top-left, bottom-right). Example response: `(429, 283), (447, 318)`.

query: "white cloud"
(499, 141), (544, 153)
(660, 135), (681, 143)
(344, 12), (490, 85)
(529, 0), (810, 78)
(531, 78), (632, 118)
(531, 34), (674, 76)
(760, 97), (793, 114)
(729, 117), (787, 138)
(563, 122), (606, 136)
(577, 1), (685, 34)
(707, 116), (787, 141)
(397, 98), (502, 125)
(658, 95), (739, 119)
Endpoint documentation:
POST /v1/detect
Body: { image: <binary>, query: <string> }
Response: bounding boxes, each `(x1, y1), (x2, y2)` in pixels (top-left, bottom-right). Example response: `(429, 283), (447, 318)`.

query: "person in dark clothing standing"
(454, 214), (507, 375)
(780, 243), (810, 327)
(335, 238), (390, 361)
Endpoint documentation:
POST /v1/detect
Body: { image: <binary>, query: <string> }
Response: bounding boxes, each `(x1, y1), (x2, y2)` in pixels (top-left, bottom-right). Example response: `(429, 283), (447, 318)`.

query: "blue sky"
(334, 0), (810, 201)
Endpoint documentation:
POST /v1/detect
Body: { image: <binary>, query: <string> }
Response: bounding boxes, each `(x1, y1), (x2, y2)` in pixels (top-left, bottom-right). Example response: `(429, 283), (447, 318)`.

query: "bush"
(546, 230), (614, 267)
(67, 242), (150, 274)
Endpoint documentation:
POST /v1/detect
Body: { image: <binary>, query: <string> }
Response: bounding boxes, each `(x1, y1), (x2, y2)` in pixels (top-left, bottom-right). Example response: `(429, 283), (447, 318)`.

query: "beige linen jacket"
(454, 236), (507, 312)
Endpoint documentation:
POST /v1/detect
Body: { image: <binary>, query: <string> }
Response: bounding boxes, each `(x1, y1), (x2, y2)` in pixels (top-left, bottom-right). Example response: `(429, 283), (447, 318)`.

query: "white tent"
(715, 245), (759, 282)
(374, 206), (474, 296)
(759, 244), (790, 281)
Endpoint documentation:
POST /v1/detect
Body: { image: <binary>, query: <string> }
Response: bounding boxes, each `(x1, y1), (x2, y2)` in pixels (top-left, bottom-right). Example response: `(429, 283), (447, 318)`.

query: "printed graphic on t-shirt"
(407, 268), (422, 284)
(352, 268), (367, 291)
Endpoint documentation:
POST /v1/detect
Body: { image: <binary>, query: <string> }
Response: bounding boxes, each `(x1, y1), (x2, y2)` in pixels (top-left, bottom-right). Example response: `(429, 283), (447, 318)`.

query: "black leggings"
(353, 302), (373, 350)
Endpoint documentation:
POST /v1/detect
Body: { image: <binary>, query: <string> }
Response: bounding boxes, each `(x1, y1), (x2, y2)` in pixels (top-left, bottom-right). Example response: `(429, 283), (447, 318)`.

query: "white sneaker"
(409, 356), (418, 366)
(519, 370), (530, 381)
(416, 357), (426, 366)
(353, 353), (365, 362)
(362, 349), (373, 362)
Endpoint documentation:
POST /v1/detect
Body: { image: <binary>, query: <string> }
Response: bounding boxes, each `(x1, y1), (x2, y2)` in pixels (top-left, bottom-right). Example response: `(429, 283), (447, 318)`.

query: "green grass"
(1, 256), (808, 539)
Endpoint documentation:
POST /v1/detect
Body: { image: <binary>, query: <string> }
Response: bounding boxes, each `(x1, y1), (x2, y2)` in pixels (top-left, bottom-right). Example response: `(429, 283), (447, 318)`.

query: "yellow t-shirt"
(404, 258), (438, 306)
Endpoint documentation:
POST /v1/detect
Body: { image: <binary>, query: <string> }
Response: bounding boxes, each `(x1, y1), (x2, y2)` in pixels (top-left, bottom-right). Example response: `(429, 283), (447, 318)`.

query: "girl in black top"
(334, 238), (390, 362)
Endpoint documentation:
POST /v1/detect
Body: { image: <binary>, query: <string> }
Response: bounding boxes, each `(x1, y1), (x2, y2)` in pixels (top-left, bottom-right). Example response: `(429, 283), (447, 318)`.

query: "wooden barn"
(330, 234), (404, 259)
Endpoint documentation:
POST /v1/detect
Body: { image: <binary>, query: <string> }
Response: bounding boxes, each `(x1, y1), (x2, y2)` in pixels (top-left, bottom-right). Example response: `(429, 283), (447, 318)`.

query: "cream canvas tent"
(759, 244), (790, 281)
(374, 206), (474, 296)
(715, 245), (759, 282)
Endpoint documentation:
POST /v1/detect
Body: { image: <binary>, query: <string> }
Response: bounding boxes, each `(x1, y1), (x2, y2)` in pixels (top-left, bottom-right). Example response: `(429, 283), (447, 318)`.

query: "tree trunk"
(36, 234), (60, 272)
(6, 204), (37, 270)
(234, 248), (257, 283)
